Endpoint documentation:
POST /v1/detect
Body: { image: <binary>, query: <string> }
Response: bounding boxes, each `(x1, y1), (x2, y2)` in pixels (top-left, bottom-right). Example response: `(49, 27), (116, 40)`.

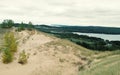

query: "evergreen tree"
(1, 19), (14, 28)
(28, 21), (34, 30)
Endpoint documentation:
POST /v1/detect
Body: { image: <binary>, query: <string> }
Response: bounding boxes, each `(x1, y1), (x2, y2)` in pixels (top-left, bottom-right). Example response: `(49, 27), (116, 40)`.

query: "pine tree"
(28, 21), (34, 30)
(1, 19), (14, 28)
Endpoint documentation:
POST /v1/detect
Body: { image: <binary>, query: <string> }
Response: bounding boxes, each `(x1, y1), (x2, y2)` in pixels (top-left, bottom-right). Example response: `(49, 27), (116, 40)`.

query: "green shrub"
(16, 27), (24, 32)
(1, 32), (17, 64)
(18, 50), (28, 64)
(4, 32), (17, 52)
(16, 22), (25, 32)
(0, 47), (2, 52)
(2, 48), (13, 63)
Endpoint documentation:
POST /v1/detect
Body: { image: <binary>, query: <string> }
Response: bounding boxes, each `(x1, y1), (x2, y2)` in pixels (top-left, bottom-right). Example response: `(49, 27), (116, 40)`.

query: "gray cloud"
(0, 0), (120, 27)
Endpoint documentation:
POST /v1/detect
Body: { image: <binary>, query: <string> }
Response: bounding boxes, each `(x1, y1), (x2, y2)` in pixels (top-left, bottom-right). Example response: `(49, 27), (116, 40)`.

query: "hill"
(0, 29), (91, 75)
(0, 28), (119, 75)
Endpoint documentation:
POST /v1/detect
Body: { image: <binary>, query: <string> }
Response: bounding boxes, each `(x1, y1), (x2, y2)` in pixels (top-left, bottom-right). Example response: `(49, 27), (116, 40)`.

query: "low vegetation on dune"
(18, 50), (28, 64)
(2, 47), (13, 63)
(79, 50), (120, 75)
(0, 19), (33, 64)
(4, 32), (17, 52)
(1, 32), (17, 63)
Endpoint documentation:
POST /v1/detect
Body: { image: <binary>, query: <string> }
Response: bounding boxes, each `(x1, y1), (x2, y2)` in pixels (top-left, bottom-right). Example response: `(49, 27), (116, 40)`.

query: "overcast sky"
(0, 0), (120, 27)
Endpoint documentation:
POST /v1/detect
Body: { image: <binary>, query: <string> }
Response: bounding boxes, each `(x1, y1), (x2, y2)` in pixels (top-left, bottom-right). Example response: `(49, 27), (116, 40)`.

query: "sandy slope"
(0, 30), (85, 75)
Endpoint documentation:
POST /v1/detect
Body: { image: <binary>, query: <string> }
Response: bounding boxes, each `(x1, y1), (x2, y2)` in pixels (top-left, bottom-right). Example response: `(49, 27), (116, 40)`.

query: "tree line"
(0, 19), (34, 31)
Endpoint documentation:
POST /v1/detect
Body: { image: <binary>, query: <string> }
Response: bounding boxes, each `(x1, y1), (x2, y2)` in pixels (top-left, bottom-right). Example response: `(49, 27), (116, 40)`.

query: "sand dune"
(0, 30), (85, 75)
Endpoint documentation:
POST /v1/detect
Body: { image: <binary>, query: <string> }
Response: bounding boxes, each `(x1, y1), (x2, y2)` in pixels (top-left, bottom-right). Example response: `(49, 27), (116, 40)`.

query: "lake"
(73, 32), (120, 41)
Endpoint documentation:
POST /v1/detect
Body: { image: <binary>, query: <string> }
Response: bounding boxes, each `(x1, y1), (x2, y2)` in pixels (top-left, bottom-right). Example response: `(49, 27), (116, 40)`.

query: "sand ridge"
(0, 30), (84, 75)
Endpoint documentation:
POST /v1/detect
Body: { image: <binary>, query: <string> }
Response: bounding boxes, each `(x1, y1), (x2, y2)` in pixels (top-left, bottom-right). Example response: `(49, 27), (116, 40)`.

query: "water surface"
(73, 32), (120, 41)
